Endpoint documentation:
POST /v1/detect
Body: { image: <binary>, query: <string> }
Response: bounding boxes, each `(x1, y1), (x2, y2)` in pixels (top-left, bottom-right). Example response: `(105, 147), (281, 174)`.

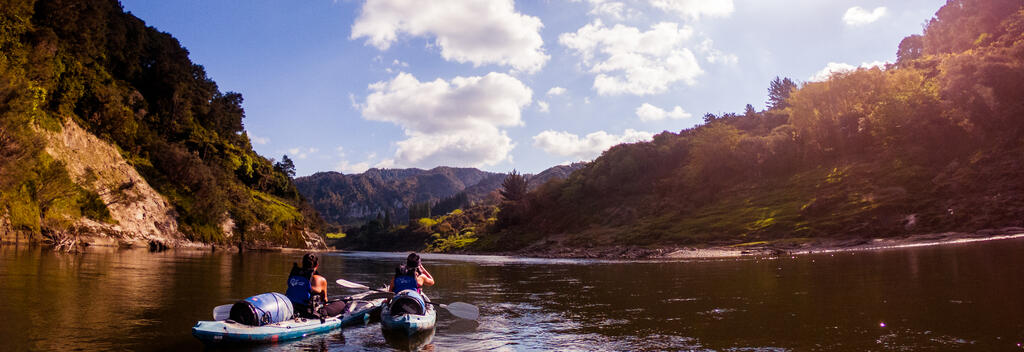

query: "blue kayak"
(193, 292), (384, 345)
(380, 290), (436, 337)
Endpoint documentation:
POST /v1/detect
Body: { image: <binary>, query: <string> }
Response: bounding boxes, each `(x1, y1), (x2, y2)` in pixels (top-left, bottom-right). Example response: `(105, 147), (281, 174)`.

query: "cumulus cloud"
(649, 0), (734, 19)
(537, 101), (550, 113)
(809, 61), (886, 81)
(249, 134), (269, 145)
(843, 6), (887, 26)
(533, 129), (654, 160)
(335, 160), (372, 174)
(696, 39), (737, 65)
(572, 0), (638, 20)
(560, 20), (703, 96)
(361, 72), (532, 168)
(351, 0), (549, 73)
(287, 147), (319, 160)
(635, 103), (692, 122)
(547, 86), (567, 96)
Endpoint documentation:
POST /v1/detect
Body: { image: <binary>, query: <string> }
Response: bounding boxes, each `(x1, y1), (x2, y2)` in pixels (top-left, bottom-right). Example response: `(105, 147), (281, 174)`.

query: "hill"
(0, 0), (323, 249)
(295, 167), (501, 226)
(295, 163), (586, 227)
(465, 0), (1024, 257)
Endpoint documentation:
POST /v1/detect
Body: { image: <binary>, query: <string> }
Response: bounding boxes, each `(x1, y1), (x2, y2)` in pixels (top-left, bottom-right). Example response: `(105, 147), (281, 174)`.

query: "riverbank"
(502, 227), (1024, 259)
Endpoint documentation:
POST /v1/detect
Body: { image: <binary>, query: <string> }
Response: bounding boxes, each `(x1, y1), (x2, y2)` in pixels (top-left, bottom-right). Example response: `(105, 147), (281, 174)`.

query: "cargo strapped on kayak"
(228, 292), (294, 326)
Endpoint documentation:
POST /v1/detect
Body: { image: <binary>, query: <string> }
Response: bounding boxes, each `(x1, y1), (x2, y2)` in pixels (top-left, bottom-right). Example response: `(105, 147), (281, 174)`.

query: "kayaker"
(391, 253), (435, 293)
(286, 253), (346, 318)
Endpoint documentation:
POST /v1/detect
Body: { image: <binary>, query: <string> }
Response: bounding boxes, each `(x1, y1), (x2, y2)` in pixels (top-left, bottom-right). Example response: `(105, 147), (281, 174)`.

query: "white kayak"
(193, 292), (385, 345)
(380, 290), (436, 337)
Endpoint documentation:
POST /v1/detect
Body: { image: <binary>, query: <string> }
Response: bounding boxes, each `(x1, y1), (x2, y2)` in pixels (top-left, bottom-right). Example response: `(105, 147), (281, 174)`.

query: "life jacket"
(285, 265), (315, 307)
(393, 265), (420, 293)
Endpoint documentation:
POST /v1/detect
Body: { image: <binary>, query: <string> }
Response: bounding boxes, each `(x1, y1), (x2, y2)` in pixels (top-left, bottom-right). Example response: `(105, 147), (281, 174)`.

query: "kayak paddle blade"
(443, 302), (480, 320)
(335, 278), (370, 290)
(212, 304), (232, 321)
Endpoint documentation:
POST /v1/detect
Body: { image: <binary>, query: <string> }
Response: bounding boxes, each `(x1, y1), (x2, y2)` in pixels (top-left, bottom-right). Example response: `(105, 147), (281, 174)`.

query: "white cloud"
(649, 0), (734, 20)
(361, 72), (532, 168)
(287, 147), (319, 160)
(560, 20), (703, 96)
(546, 86), (567, 96)
(249, 134), (269, 145)
(538, 101), (550, 113)
(573, 0), (638, 20)
(635, 103), (692, 122)
(696, 39), (737, 65)
(533, 129), (654, 160)
(809, 61), (886, 81)
(843, 6), (887, 26)
(351, 0), (549, 73)
(349, 93), (362, 110)
(335, 160), (372, 174)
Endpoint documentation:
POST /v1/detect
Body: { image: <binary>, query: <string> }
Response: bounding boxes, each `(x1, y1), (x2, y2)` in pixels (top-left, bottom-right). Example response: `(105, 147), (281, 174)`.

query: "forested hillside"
(295, 167), (501, 226)
(295, 163), (586, 227)
(475, 0), (1024, 253)
(0, 0), (322, 248)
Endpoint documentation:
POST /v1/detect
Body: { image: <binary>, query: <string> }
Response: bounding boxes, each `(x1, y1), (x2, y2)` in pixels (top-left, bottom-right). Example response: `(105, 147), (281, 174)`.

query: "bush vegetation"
(1, 0), (322, 245)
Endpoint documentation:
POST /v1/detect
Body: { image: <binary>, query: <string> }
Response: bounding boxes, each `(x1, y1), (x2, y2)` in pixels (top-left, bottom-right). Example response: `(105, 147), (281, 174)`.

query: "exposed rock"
(302, 229), (327, 249)
(42, 119), (185, 247)
(219, 214), (236, 239)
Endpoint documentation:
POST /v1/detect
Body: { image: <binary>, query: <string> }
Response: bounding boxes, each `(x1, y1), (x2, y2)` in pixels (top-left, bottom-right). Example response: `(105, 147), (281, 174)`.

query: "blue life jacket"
(393, 274), (419, 293)
(285, 265), (314, 306)
(393, 265), (420, 293)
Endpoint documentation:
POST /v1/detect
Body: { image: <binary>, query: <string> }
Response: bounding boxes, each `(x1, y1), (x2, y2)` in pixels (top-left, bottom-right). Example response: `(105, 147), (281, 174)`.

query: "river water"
(1, 238), (1023, 351)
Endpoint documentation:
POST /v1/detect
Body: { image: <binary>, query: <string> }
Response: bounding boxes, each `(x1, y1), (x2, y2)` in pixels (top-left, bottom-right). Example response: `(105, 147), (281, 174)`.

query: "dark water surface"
(2, 239), (1023, 351)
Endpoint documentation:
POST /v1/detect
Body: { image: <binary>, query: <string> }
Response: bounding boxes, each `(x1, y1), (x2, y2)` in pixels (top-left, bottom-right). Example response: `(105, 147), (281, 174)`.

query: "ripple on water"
(875, 328), (976, 351)
(664, 297), (700, 303)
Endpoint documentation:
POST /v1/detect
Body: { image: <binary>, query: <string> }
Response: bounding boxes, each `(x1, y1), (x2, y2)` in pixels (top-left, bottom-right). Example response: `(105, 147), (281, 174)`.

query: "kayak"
(192, 292), (384, 345)
(380, 290), (436, 337)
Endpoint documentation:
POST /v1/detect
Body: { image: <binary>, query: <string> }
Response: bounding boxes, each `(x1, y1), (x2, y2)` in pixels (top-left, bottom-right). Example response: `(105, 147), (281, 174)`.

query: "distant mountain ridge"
(295, 164), (586, 226)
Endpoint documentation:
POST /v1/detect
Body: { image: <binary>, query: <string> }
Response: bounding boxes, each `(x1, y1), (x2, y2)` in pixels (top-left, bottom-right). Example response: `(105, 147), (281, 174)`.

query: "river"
(1, 238), (1023, 351)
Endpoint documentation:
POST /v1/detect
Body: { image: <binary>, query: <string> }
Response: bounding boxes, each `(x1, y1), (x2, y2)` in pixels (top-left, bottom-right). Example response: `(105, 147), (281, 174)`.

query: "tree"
(497, 170), (528, 227)
(274, 155), (296, 178)
(499, 170), (527, 202)
(767, 77), (797, 110)
(744, 104), (757, 117)
(896, 34), (924, 65)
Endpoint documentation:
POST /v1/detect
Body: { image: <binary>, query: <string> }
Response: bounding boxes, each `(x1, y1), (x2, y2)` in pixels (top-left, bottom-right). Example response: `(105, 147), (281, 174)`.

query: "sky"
(118, 0), (946, 176)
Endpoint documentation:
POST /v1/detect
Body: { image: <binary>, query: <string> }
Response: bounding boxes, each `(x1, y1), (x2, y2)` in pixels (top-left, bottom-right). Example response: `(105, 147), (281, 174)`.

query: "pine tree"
(767, 77), (797, 110)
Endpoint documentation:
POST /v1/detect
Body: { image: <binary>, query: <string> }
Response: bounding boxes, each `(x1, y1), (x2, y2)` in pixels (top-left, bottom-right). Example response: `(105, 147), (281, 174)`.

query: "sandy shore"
(510, 227), (1024, 260)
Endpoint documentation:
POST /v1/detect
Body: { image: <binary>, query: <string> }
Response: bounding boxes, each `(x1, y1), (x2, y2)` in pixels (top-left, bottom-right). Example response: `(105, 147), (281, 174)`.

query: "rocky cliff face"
(41, 119), (185, 247)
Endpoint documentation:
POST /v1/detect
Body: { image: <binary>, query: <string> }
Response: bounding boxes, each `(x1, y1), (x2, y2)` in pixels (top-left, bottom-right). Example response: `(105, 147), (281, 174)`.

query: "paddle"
(335, 278), (480, 320)
(210, 294), (366, 321)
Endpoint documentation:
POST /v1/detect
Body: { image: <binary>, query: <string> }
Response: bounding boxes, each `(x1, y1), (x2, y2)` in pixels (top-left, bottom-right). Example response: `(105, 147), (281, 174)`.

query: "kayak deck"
(380, 293), (437, 336)
(193, 294), (384, 345)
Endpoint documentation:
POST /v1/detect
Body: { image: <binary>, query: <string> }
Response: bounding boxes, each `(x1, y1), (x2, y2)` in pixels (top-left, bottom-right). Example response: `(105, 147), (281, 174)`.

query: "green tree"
(896, 34), (924, 65)
(499, 170), (527, 202)
(274, 155), (296, 178)
(744, 104), (757, 117)
(767, 77), (797, 110)
(498, 170), (528, 227)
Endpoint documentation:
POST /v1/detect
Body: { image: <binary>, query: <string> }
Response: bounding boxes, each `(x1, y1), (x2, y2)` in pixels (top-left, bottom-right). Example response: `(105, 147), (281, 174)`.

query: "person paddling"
(286, 253), (346, 318)
(391, 253), (434, 293)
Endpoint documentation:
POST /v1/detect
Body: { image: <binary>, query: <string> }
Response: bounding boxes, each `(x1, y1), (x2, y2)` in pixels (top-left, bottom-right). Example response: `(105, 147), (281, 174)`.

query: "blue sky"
(119, 0), (945, 176)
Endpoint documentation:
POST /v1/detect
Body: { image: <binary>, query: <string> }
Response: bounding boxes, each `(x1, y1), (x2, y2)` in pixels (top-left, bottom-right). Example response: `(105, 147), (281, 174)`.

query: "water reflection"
(1, 238), (1023, 351)
(383, 328), (435, 351)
